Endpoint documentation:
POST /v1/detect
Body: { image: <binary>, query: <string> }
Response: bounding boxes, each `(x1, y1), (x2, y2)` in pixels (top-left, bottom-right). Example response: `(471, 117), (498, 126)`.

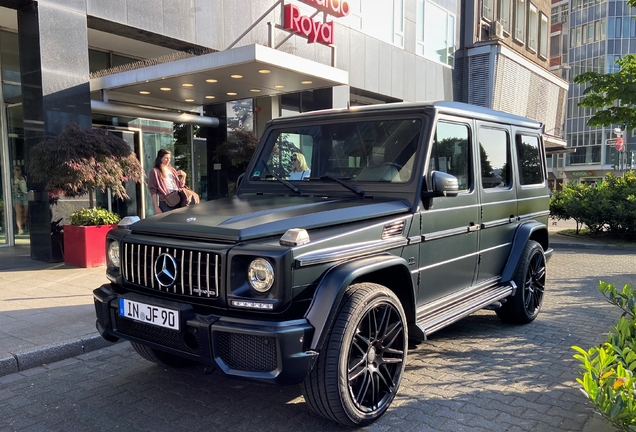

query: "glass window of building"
(551, 6), (559, 24)
(499, 0), (512, 32)
(416, 0), (456, 67)
(539, 13), (549, 58)
(483, 0), (494, 21)
(348, 0), (404, 47)
(89, 50), (110, 73)
(550, 34), (560, 57)
(514, 0), (525, 43)
(527, 4), (538, 52)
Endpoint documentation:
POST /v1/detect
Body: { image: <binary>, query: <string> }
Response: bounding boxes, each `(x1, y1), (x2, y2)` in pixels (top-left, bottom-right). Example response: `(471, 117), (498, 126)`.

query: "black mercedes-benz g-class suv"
(94, 101), (552, 427)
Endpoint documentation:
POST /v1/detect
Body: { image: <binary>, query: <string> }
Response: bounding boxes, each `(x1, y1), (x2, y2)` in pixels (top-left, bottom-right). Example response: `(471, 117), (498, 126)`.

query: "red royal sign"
(615, 137), (624, 151)
(297, 0), (350, 17)
(284, 3), (334, 45)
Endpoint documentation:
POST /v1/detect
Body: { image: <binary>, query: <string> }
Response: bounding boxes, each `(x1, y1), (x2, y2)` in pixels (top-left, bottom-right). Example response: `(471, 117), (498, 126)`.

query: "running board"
(416, 281), (517, 339)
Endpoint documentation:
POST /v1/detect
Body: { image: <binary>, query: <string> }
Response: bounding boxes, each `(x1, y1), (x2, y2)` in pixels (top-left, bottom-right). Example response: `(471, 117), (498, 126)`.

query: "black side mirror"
(236, 173), (245, 191)
(422, 171), (459, 198)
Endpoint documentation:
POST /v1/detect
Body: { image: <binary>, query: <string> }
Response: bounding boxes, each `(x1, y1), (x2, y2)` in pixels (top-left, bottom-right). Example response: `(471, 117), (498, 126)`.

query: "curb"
(551, 241), (636, 250)
(0, 334), (117, 377)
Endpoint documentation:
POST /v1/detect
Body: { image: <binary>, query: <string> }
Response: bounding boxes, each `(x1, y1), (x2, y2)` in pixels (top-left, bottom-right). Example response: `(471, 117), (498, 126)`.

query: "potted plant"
(63, 207), (121, 267)
(29, 122), (144, 266)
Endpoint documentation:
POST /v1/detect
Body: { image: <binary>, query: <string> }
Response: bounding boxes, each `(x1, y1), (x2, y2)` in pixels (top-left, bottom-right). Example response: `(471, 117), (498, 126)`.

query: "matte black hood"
(130, 195), (411, 242)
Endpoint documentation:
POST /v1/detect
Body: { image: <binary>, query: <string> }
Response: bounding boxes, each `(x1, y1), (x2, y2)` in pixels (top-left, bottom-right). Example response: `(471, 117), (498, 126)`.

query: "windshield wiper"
(320, 175), (365, 197)
(252, 173), (302, 195)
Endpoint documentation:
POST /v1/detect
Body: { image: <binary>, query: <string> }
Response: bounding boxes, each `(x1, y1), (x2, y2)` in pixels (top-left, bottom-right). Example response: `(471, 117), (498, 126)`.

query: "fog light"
(231, 300), (274, 310)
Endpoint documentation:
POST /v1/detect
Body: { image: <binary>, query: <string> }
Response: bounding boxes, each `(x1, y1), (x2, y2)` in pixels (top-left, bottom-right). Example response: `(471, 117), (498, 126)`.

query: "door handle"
(468, 223), (479, 232)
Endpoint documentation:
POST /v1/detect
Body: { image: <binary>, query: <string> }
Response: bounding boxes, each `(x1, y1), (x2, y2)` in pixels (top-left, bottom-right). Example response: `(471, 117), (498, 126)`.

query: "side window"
(479, 127), (511, 190)
(430, 121), (471, 191)
(515, 134), (544, 185)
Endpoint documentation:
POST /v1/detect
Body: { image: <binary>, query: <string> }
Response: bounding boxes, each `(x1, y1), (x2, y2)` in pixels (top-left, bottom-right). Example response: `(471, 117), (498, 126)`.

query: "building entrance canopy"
(90, 43), (349, 120)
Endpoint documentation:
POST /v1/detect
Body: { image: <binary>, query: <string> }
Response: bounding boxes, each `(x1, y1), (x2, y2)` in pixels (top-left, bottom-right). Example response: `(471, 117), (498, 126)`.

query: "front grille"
(122, 242), (220, 298)
(217, 332), (277, 372)
(115, 314), (202, 356)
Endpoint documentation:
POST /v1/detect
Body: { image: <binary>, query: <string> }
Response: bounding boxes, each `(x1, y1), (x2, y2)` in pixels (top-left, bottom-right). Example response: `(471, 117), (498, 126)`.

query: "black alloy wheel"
(496, 240), (546, 324)
(521, 243), (546, 317)
(302, 283), (407, 427)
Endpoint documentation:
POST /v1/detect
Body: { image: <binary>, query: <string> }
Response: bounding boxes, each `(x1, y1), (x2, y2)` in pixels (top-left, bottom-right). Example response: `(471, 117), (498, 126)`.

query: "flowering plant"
(29, 122), (144, 207)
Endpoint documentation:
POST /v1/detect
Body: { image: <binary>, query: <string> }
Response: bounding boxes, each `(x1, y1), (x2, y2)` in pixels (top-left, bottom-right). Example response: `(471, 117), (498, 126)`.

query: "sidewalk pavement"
(0, 220), (633, 378)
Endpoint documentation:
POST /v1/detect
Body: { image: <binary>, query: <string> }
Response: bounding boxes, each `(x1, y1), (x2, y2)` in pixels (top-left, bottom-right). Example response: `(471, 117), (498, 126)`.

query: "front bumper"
(93, 284), (317, 385)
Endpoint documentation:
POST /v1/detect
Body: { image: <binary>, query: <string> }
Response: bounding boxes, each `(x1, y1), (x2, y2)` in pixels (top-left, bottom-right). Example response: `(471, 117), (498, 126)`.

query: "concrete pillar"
(18, 1), (91, 262)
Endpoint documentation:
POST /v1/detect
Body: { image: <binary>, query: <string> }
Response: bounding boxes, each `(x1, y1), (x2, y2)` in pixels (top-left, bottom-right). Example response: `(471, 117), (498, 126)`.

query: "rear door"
(475, 123), (518, 283)
(514, 131), (550, 226)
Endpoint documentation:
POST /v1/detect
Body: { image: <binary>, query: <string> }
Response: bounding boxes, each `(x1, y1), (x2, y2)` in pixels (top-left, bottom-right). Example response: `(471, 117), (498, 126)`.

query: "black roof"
(269, 101), (543, 130)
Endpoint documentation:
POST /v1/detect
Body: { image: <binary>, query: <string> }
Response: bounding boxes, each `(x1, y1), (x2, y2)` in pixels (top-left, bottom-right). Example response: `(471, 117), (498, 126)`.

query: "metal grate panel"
(122, 242), (220, 298)
(217, 332), (277, 372)
(382, 220), (405, 239)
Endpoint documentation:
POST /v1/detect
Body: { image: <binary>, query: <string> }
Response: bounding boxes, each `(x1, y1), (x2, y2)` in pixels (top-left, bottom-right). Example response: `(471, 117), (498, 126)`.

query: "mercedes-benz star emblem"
(154, 253), (178, 287)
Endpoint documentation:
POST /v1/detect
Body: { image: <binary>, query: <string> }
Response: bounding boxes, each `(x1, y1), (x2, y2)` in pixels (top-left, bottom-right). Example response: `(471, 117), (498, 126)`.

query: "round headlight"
(107, 241), (120, 268)
(247, 258), (274, 293)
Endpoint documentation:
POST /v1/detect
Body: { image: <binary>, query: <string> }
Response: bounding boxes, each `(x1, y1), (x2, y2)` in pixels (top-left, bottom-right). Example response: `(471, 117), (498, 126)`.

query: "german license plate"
(119, 298), (180, 331)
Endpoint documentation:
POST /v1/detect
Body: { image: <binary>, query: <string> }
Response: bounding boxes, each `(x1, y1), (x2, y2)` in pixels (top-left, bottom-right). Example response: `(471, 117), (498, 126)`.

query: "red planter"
(63, 224), (117, 268)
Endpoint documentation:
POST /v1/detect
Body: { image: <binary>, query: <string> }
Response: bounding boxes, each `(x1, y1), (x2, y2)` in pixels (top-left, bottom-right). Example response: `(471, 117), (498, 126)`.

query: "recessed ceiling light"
(206, 79), (218, 83)
(205, 95), (216, 99)
(185, 99), (195, 102)
(139, 91), (150, 94)
(274, 85), (285, 89)
(182, 83), (194, 87)
(259, 69), (271, 74)
(230, 74), (243, 79)
(227, 92), (237, 96)
(250, 89), (261, 92)
(160, 87), (171, 91)
(301, 81), (313, 84)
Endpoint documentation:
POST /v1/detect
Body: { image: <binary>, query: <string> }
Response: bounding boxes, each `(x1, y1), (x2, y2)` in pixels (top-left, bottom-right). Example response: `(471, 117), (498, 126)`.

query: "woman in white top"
(12, 165), (28, 235)
(289, 153), (310, 180)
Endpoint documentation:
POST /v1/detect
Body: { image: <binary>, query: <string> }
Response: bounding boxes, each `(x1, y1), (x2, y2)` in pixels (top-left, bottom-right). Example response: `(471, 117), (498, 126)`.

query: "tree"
(29, 122), (144, 208)
(573, 55), (636, 131)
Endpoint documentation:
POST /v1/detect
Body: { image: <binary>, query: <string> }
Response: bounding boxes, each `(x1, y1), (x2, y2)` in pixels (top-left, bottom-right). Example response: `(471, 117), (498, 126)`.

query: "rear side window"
(430, 121), (471, 191)
(515, 134), (544, 185)
(479, 127), (511, 190)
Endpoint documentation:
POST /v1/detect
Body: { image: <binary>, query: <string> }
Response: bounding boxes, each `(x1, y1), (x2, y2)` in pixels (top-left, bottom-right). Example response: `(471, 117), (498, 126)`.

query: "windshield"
(250, 118), (422, 184)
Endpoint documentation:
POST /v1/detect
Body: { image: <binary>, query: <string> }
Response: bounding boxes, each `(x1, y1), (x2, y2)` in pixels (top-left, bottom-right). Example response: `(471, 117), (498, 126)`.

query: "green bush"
(70, 207), (120, 226)
(572, 282), (636, 431)
(550, 171), (636, 238)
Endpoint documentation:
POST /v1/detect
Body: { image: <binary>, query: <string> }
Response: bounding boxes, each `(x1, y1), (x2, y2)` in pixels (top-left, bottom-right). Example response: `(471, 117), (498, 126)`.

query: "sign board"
(571, 171), (596, 177)
(606, 138), (625, 151)
(283, 0), (350, 45)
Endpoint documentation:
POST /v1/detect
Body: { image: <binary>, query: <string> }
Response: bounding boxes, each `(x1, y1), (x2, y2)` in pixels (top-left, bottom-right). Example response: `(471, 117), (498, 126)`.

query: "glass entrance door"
(5, 103), (26, 246)
(94, 127), (144, 219)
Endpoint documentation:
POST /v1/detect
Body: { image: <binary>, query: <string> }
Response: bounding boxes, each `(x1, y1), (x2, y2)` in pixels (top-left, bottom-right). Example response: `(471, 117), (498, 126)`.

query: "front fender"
(304, 254), (412, 350)
(501, 221), (548, 282)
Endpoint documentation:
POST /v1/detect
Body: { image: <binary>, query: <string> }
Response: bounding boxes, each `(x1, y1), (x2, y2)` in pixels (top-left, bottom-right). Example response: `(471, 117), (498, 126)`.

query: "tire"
(496, 240), (546, 324)
(301, 283), (408, 427)
(131, 342), (197, 368)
